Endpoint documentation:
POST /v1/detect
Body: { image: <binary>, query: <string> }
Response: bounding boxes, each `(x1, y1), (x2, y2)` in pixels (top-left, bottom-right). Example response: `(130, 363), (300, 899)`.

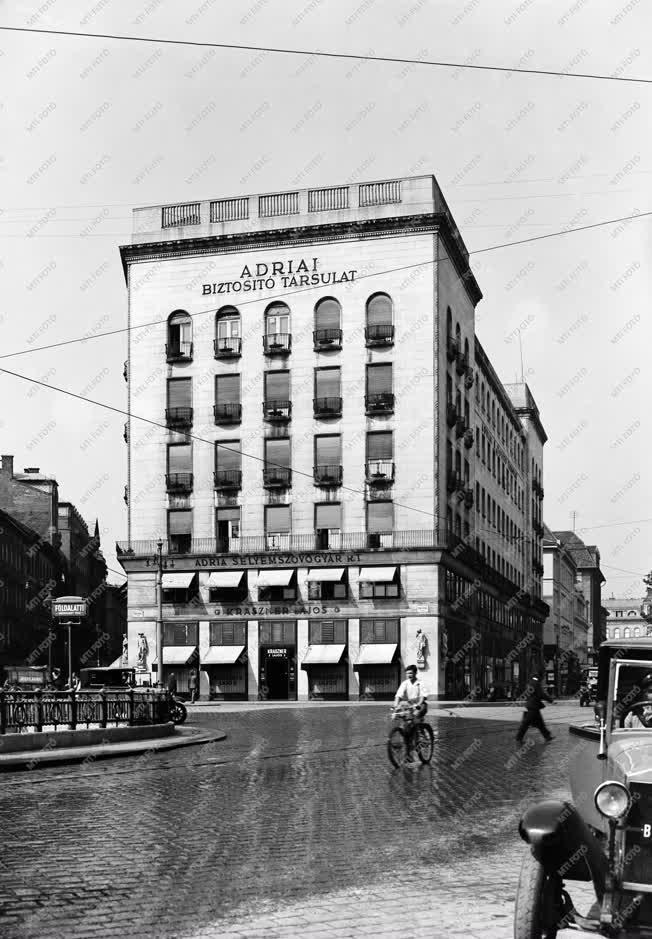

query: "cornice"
(119, 213), (483, 305)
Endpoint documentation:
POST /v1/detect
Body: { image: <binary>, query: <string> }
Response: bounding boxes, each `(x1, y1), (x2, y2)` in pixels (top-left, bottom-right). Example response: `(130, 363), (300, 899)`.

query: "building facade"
(118, 174), (548, 700)
(604, 596), (651, 641)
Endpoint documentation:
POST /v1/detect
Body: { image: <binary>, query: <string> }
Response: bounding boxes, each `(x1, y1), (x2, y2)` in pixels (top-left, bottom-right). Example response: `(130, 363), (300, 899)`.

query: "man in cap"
(516, 674), (554, 744)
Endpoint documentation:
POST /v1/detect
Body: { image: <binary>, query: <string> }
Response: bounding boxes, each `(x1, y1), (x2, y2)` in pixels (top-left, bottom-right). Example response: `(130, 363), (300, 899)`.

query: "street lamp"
(155, 539), (163, 688)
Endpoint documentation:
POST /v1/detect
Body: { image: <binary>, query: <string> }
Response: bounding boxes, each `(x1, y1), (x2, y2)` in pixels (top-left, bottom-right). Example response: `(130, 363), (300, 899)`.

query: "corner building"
(118, 175), (548, 700)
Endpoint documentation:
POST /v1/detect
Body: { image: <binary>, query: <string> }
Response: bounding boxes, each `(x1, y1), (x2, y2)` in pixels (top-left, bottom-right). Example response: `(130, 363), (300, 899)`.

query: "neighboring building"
(0, 508), (64, 670)
(0, 456), (60, 548)
(554, 531), (605, 660)
(604, 596), (651, 641)
(118, 174), (548, 700)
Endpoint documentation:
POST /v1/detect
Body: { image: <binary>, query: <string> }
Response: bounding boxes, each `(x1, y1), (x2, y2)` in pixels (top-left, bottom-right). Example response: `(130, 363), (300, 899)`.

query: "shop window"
(309, 620), (346, 643)
(163, 622), (198, 645)
(307, 559), (347, 600)
(359, 618), (399, 643)
(258, 569), (297, 602)
(359, 568), (400, 600)
(210, 621), (247, 645)
(208, 572), (247, 604)
(260, 621), (296, 644)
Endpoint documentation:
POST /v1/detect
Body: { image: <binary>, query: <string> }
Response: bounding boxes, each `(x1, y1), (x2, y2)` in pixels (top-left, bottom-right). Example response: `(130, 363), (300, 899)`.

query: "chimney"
(1, 455), (14, 476)
(23, 467), (40, 474)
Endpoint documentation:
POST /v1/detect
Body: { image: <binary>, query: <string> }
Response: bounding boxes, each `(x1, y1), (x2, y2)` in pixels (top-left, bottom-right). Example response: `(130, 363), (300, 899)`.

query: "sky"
(1, 0), (650, 595)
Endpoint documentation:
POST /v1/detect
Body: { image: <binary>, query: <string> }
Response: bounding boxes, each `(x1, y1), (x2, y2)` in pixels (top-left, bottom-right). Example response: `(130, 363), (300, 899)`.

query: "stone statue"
(416, 628), (428, 669)
(136, 633), (148, 670)
(122, 633), (128, 665)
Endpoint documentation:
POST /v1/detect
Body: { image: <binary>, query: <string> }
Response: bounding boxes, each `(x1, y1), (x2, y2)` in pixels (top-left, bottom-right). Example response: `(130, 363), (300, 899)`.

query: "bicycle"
(387, 702), (434, 767)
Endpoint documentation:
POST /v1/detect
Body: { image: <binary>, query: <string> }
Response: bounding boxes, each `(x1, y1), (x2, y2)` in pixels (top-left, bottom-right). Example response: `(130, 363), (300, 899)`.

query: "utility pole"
(155, 539), (163, 688)
(570, 510), (577, 532)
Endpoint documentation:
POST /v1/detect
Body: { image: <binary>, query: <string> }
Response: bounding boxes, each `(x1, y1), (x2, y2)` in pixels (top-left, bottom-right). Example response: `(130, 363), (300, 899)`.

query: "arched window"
(624, 627), (630, 638)
(634, 627), (641, 637)
(264, 302), (291, 354)
(365, 293), (394, 346)
(613, 627), (620, 639)
(446, 306), (452, 336)
(167, 310), (192, 361)
(215, 306), (241, 357)
(463, 337), (469, 365)
(314, 297), (342, 349)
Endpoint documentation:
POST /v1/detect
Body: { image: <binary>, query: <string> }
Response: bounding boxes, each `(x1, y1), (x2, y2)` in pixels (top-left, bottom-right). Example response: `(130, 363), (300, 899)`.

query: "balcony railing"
(0, 689), (173, 734)
(314, 464), (343, 486)
(166, 407), (193, 429)
(447, 337), (459, 362)
(263, 399), (291, 422)
(166, 472), (193, 492)
(365, 324), (394, 347)
(464, 367), (475, 389)
(162, 202), (201, 228)
(263, 466), (292, 488)
(365, 392), (394, 415)
(313, 328), (342, 350)
(214, 338), (242, 359)
(455, 417), (467, 439)
(214, 403), (242, 424)
(213, 469), (242, 491)
(456, 351), (468, 376)
(263, 333), (291, 355)
(365, 460), (395, 483)
(313, 397), (342, 418)
(446, 403), (458, 428)
(166, 342), (193, 363)
(463, 428), (474, 449)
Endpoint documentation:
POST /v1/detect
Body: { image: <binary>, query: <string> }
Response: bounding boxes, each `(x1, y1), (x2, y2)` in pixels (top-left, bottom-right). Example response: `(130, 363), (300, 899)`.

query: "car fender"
(518, 800), (607, 898)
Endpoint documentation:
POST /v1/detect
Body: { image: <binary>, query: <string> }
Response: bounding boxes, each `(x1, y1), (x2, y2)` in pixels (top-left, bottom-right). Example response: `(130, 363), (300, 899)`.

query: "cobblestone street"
(0, 703), (594, 938)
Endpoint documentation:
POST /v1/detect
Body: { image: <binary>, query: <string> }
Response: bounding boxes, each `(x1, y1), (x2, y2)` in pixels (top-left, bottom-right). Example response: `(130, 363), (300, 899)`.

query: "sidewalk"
(187, 696), (579, 711)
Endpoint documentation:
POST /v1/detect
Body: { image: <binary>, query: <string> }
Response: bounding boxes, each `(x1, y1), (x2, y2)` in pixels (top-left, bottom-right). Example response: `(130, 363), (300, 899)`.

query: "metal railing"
(366, 460), (395, 483)
(365, 392), (394, 414)
(214, 469), (242, 490)
(314, 464), (343, 486)
(214, 337), (242, 358)
(166, 472), (193, 492)
(263, 333), (292, 355)
(313, 328), (342, 349)
(210, 197), (249, 223)
(263, 399), (292, 422)
(166, 407), (193, 428)
(162, 203), (201, 228)
(365, 324), (394, 346)
(263, 466), (292, 488)
(313, 397), (342, 417)
(166, 341), (193, 362)
(308, 186), (349, 212)
(0, 689), (172, 734)
(214, 403), (242, 424)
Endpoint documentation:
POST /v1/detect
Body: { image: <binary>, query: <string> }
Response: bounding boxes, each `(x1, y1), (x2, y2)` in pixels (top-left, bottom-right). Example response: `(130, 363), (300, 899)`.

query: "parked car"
(79, 667), (136, 689)
(515, 636), (652, 937)
(1, 665), (48, 691)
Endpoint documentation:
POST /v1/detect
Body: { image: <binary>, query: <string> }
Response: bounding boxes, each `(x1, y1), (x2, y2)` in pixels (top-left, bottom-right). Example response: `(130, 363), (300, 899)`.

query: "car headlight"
(594, 781), (632, 819)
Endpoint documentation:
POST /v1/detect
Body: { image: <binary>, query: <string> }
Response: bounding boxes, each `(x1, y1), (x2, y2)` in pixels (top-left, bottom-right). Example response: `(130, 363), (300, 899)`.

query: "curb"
(0, 724), (226, 771)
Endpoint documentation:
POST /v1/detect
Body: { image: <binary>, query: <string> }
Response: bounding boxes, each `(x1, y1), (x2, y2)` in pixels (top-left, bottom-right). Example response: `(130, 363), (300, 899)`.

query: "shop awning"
(305, 568), (345, 582)
(256, 569), (294, 587)
(161, 572), (195, 589)
(358, 566), (396, 582)
(162, 646), (197, 665)
(202, 646), (245, 665)
(301, 644), (346, 667)
(353, 644), (397, 668)
(207, 570), (244, 589)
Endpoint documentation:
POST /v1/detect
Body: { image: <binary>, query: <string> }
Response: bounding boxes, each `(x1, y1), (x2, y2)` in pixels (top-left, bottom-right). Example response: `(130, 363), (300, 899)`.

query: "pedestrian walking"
(188, 670), (198, 704)
(166, 671), (177, 695)
(515, 675), (554, 744)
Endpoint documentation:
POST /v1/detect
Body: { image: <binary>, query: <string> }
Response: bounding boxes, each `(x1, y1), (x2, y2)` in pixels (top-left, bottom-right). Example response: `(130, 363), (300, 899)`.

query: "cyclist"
(393, 664), (427, 722)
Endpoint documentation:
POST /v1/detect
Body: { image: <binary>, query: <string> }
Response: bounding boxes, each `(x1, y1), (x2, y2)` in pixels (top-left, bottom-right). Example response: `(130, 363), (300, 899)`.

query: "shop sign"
(266, 648), (288, 658)
(52, 596), (88, 618)
(144, 552), (361, 569)
(215, 605), (340, 617)
(202, 257), (358, 296)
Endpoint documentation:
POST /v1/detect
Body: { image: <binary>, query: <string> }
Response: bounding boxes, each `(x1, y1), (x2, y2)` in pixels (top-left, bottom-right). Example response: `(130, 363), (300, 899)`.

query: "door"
(264, 649), (290, 699)
(216, 508), (240, 552)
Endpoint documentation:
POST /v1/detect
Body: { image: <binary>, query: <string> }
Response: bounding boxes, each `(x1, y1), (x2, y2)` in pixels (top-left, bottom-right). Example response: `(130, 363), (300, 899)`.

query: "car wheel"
(514, 850), (564, 939)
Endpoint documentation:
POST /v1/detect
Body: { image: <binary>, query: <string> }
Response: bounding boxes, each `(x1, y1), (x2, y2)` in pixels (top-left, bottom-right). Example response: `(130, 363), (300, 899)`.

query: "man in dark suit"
(516, 675), (554, 743)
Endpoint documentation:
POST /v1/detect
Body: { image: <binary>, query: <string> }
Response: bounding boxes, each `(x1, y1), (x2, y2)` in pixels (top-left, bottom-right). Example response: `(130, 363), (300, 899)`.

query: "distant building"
(604, 596), (651, 641)
(0, 456), (60, 548)
(554, 531), (605, 659)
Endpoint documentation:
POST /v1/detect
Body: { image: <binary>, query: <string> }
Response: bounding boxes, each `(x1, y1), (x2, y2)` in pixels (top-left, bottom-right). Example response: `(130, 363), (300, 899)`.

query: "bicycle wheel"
(387, 727), (409, 767)
(414, 723), (434, 763)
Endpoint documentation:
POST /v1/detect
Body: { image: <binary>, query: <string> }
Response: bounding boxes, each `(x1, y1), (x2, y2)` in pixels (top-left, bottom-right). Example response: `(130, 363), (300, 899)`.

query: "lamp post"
(155, 539), (163, 688)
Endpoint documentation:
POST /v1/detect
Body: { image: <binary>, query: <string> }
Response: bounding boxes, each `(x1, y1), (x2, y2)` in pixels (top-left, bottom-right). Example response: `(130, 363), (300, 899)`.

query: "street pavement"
(0, 702), (596, 939)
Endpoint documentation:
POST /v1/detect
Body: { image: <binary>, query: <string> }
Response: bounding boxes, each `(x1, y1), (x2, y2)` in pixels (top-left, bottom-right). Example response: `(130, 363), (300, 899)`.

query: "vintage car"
(79, 666), (136, 689)
(1, 665), (48, 691)
(515, 637), (652, 937)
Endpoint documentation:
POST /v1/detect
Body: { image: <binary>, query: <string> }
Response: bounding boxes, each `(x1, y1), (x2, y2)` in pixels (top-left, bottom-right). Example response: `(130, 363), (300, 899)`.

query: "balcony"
(455, 417), (467, 439)
(166, 407), (193, 429)
(123, 423), (128, 443)
(214, 338), (242, 359)
(463, 428), (474, 450)
(166, 473), (193, 493)
(447, 336), (459, 362)
(123, 360), (128, 382)
(455, 351), (468, 376)
(464, 367), (475, 389)
(214, 403), (242, 425)
(263, 466), (292, 488)
(446, 470), (458, 494)
(463, 488), (474, 510)
(314, 464), (343, 486)
(313, 397), (342, 418)
(446, 403), (458, 428)
(365, 392), (395, 415)
(365, 324), (394, 347)
(213, 470), (242, 491)
(313, 328), (342, 351)
(263, 333), (291, 356)
(365, 460), (395, 484)
(166, 341), (193, 363)
(263, 399), (291, 422)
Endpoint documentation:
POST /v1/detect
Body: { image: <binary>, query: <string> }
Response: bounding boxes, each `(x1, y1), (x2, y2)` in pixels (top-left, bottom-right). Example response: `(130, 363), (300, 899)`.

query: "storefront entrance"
(259, 646), (297, 700)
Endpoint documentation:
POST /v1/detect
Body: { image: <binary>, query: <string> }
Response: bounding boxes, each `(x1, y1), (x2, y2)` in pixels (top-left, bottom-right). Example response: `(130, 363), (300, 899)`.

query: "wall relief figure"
(136, 633), (148, 670)
(416, 628), (429, 669)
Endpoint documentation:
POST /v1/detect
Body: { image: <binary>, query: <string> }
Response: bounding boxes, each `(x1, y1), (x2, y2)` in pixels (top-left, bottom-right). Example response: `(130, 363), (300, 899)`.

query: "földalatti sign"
(52, 596), (88, 618)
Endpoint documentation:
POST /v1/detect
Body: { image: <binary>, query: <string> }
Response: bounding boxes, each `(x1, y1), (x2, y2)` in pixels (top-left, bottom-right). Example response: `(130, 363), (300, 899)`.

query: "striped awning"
(256, 569), (294, 587)
(358, 567), (396, 582)
(202, 646), (245, 665)
(207, 570), (244, 588)
(353, 644), (397, 668)
(162, 572), (195, 589)
(162, 646), (197, 665)
(301, 644), (346, 667)
(305, 568), (345, 582)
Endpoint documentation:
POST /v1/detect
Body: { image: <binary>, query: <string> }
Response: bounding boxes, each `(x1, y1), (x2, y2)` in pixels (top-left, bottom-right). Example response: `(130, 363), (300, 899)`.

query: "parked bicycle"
(387, 702), (434, 767)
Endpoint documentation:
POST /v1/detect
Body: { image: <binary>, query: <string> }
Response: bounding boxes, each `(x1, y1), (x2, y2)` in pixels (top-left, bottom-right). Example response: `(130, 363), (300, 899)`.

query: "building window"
(168, 509), (192, 554)
(314, 501), (342, 551)
(365, 293), (394, 345)
(215, 306), (241, 357)
(210, 621), (246, 645)
(624, 627), (630, 638)
(307, 558), (347, 600)
(214, 440), (242, 491)
(258, 565), (297, 602)
(209, 572), (247, 604)
(166, 377), (192, 428)
(166, 443), (193, 492)
(264, 504), (291, 538)
(260, 621), (296, 644)
(264, 302), (291, 354)
(264, 370), (291, 422)
(263, 438), (291, 488)
(360, 618), (399, 643)
(166, 310), (192, 361)
(314, 436), (342, 487)
(366, 430), (393, 479)
(314, 297), (342, 349)
(215, 374), (242, 424)
(309, 619), (346, 643)
(216, 506), (240, 551)
(163, 621), (198, 645)
(613, 628), (620, 639)
(314, 367), (341, 417)
(365, 363), (394, 414)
